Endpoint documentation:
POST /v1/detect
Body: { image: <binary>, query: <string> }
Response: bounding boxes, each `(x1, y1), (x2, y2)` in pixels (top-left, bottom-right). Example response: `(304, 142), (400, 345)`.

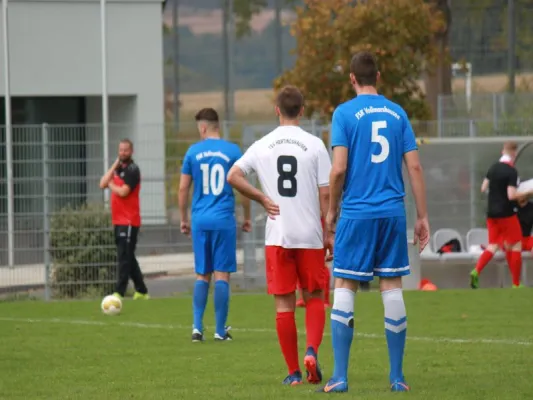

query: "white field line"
(0, 317), (531, 347)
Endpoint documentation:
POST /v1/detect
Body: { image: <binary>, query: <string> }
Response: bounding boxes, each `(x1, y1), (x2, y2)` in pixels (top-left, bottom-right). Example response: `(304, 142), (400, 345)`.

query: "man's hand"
(326, 209), (338, 234)
(99, 158), (121, 189)
(413, 216), (430, 253)
(324, 231), (334, 262)
(261, 196), (280, 219)
(180, 220), (191, 236)
(242, 219), (252, 232)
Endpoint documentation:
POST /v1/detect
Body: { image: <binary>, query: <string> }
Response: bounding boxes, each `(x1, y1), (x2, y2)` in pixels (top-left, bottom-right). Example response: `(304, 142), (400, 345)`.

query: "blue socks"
(330, 288), (355, 381)
(192, 279), (231, 336)
(329, 286), (408, 385)
(214, 280), (230, 337)
(382, 288), (407, 383)
(193, 280), (209, 332)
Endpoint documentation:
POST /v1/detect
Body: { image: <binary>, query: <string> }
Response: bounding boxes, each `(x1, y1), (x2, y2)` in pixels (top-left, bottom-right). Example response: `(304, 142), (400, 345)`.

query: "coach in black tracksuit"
(100, 139), (149, 299)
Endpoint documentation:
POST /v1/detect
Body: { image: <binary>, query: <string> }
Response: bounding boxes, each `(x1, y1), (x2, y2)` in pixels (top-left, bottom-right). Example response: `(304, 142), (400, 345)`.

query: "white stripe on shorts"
(374, 266), (410, 273)
(333, 268), (373, 277)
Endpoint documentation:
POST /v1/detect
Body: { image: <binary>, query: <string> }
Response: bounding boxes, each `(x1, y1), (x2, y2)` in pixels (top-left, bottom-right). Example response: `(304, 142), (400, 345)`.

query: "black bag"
(437, 238), (462, 254)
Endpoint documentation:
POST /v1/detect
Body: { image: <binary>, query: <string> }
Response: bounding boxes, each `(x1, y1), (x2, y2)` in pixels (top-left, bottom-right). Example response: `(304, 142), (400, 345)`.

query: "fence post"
(222, 120), (230, 140)
(437, 95), (443, 138)
(243, 199), (258, 290)
(241, 126), (256, 289)
(492, 93), (498, 131)
(404, 236), (420, 290)
(42, 123), (51, 301)
(500, 93), (507, 120)
(469, 120), (477, 230)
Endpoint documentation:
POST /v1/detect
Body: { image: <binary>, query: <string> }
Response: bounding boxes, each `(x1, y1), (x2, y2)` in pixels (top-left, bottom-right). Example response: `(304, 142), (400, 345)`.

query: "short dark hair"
(195, 108), (219, 126)
(119, 138), (133, 150)
(276, 85), (304, 119)
(350, 51), (378, 87)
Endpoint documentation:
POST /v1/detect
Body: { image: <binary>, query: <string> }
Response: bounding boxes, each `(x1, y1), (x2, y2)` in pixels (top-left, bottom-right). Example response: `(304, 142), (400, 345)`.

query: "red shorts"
(296, 264), (330, 290)
(487, 215), (522, 245)
(523, 236), (533, 251)
(265, 246), (326, 295)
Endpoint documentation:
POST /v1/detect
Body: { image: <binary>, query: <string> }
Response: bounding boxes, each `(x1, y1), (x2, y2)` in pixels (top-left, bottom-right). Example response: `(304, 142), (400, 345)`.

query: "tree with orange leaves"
(273, 0), (445, 121)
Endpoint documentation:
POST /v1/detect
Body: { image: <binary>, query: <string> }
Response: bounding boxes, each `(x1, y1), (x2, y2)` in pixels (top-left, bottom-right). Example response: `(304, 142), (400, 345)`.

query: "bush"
(49, 203), (116, 299)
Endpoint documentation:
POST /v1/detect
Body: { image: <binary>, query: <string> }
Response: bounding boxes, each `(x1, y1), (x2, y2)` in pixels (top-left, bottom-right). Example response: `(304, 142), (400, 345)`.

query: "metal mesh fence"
(405, 136), (533, 238)
(1, 120), (533, 299)
(0, 123), (200, 299)
(440, 93), (533, 120)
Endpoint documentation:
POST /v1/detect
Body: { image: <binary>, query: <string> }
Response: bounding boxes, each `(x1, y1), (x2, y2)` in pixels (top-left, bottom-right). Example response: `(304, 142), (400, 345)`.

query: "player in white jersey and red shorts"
(228, 85), (332, 387)
(297, 217), (331, 308)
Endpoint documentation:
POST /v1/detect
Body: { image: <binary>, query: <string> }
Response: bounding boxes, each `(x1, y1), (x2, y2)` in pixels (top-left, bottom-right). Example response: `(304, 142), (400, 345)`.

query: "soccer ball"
(101, 295), (122, 316)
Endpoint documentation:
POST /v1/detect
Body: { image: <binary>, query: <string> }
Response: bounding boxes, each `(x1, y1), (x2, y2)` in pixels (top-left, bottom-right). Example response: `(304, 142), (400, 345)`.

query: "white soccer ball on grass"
(101, 295), (122, 316)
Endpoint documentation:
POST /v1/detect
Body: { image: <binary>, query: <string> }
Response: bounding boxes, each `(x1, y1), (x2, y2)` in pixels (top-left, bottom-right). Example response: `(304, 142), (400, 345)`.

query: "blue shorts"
(191, 228), (237, 275)
(332, 216), (410, 282)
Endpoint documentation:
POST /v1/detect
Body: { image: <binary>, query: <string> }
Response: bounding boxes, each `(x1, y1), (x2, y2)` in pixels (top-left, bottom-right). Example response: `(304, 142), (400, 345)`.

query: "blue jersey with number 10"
(331, 94), (418, 219)
(181, 138), (242, 230)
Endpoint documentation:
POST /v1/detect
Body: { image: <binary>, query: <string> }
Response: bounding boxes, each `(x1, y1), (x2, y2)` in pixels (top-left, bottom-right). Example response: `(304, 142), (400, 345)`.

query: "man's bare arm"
(99, 159), (119, 189)
(319, 186), (330, 219)
(227, 166), (267, 204)
(481, 178), (489, 193)
(178, 174), (192, 222)
(508, 186), (519, 201)
(328, 147), (348, 214)
(404, 150), (427, 218)
(107, 182), (131, 198)
(241, 194), (251, 221)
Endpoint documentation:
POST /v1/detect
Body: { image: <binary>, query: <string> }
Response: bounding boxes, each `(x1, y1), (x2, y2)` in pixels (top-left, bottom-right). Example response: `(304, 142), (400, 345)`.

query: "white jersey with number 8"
(234, 125), (331, 248)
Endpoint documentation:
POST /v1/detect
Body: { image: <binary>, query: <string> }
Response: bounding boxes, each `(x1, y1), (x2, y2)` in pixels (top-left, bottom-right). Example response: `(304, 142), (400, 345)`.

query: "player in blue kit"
(178, 108), (251, 342)
(319, 52), (430, 393)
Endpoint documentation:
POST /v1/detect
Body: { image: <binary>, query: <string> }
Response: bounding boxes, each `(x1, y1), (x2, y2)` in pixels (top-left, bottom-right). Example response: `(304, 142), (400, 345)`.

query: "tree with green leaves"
(273, 0), (445, 121)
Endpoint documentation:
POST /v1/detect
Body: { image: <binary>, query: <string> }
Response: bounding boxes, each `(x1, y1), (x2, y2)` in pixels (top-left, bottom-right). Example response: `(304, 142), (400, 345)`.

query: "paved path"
(0, 248), (265, 289)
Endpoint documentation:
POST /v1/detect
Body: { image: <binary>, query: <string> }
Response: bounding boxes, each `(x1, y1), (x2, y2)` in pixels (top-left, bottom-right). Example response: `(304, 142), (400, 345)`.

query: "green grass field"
(1, 289), (532, 399)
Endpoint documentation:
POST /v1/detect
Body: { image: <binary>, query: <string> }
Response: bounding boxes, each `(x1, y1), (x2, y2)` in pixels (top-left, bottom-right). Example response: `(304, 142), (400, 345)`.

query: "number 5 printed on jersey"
(371, 120), (390, 163)
(200, 163), (225, 195)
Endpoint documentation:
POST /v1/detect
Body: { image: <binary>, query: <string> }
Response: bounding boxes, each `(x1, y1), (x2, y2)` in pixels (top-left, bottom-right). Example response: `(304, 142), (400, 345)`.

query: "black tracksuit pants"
(114, 225), (148, 296)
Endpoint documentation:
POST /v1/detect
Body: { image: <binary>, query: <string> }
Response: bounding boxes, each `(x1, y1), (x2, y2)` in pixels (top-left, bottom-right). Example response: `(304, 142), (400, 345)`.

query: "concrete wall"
(86, 96), (166, 223)
(0, 0), (166, 223)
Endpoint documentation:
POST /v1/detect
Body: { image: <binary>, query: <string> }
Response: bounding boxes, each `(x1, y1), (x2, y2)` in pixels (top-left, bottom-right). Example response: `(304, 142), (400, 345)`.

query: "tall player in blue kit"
(319, 52), (430, 393)
(179, 108), (251, 342)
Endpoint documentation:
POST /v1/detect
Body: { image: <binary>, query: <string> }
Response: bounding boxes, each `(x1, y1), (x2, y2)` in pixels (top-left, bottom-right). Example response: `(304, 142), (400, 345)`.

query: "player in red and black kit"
(99, 139), (149, 299)
(470, 142), (524, 289)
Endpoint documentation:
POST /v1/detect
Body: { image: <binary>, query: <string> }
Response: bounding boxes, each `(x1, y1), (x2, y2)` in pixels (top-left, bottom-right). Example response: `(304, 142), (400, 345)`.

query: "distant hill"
(166, 0), (298, 9)
(163, 2), (533, 94)
(164, 22), (296, 92)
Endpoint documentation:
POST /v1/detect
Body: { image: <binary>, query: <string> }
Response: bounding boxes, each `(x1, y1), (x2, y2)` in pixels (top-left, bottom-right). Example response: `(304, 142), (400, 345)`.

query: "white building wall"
(0, 0), (166, 223)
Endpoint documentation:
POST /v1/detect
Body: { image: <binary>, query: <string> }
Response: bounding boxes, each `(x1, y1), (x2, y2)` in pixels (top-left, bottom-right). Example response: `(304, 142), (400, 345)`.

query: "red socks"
(475, 250), (494, 274)
(276, 311), (300, 374)
(478, 248), (521, 286)
(506, 250), (522, 286)
(276, 299), (326, 374)
(305, 297), (326, 353)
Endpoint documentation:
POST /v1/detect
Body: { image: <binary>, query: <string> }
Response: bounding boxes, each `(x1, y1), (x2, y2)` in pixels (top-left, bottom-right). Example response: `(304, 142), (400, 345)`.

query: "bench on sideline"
(415, 228), (531, 289)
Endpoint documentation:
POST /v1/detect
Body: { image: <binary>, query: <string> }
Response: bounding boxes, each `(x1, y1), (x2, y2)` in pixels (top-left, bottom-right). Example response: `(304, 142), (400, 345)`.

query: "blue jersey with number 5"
(331, 94), (418, 219)
(181, 139), (242, 230)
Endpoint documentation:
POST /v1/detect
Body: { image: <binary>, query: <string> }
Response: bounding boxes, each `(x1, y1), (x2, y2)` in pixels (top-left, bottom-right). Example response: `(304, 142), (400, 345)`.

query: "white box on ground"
(403, 238), (421, 290)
